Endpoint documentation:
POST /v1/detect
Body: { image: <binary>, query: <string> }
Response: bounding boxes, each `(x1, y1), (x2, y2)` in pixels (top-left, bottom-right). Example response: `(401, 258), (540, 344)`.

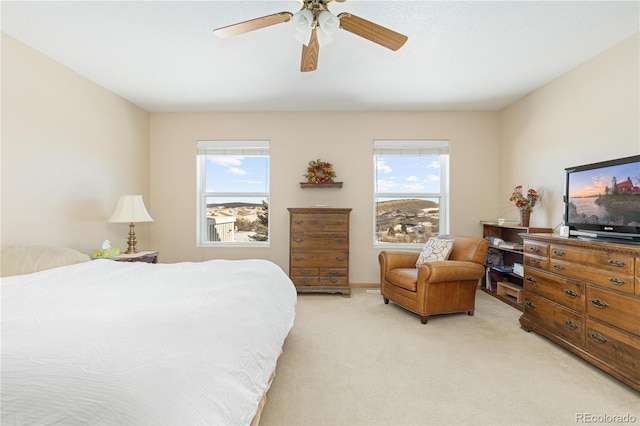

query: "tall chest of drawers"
(288, 207), (352, 297)
(520, 233), (640, 391)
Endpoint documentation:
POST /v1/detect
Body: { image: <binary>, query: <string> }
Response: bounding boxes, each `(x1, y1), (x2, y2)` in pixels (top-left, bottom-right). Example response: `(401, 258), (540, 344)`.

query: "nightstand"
(109, 250), (158, 263)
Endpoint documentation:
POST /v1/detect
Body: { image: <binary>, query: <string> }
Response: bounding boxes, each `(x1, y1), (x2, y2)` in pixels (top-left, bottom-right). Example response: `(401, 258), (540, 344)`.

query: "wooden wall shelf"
(300, 182), (343, 188)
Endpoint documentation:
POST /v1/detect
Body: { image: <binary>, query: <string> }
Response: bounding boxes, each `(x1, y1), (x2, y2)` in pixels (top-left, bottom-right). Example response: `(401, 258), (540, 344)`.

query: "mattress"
(1, 259), (297, 425)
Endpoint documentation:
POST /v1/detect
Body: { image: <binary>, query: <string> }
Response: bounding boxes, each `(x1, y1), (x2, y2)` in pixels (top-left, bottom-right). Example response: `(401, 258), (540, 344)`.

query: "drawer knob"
(530, 246), (540, 253)
(301, 270), (309, 275)
(301, 278), (309, 284)
(553, 264), (565, 271)
(294, 220), (304, 225)
(563, 289), (580, 298)
(607, 277), (625, 286)
(525, 276), (536, 283)
(525, 300), (536, 309)
(335, 238), (345, 243)
(607, 259), (625, 267)
(336, 256), (345, 261)
(588, 330), (608, 344)
(589, 298), (609, 309)
(293, 237), (304, 243)
(294, 256), (304, 261)
(336, 220), (345, 225)
(563, 319), (579, 330)
(553, 249), (565, 256)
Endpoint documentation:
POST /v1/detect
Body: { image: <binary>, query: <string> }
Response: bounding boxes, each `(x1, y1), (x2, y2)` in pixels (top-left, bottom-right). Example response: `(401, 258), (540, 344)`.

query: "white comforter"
(1, 259), (297, 425)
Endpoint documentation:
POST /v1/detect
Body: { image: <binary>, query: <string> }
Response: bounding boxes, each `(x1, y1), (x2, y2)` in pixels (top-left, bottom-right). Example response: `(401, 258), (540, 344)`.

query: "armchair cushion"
(385, 268), (418, 291)
(415, 237), (454, 267)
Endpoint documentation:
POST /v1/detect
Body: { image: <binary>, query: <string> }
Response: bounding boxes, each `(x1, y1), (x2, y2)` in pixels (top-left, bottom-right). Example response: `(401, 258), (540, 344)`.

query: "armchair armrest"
(379, 251), (420, 272)
(418, 260), (485, 283)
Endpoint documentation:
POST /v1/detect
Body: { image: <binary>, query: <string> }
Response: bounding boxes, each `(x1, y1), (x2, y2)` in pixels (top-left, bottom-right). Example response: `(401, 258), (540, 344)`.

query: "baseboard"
(350, 282), (380, 289)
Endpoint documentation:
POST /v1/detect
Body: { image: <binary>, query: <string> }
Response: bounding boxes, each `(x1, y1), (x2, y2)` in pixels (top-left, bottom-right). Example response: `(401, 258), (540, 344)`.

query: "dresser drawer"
(290, 233), (348, 249)
(319, 277), (349, 287)
(550, 244), (634, 274)
(586, 286), (640, 335)
(523, 268), (584, 312)
(586, 318), (640, 386)
(524, 241), (548, 257)
(523, 254), (548, 271)
(320, 267), (348, 277)
(291, 276), (320, 286)
(290, 213), (349, 232)
(290, 267), (318, 277)
(549, 259), (635, 294)
(523, 293), (584, 347)
(290, 251), (349, 268)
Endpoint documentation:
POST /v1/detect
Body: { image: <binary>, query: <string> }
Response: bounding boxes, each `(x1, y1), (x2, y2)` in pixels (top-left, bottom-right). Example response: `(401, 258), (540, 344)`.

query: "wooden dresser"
(288, 207), (351, 297)
(520, 233), (640, 391)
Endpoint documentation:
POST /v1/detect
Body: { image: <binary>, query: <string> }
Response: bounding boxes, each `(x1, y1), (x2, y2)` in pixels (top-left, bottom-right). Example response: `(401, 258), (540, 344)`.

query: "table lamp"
(108, 195), (154, 254)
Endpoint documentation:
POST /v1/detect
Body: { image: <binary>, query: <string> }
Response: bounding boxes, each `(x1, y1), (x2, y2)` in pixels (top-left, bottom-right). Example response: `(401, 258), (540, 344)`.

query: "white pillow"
(416, 238), (454, 267)
(1, 245), (90, 277)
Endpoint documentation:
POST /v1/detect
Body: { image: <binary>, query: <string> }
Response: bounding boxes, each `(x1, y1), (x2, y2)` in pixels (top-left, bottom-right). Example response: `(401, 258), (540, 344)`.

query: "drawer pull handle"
(563, 289), (580, 298)
(563, 319), (579, 330)
(588, 330), (608, 344)
(335, 238), (345, 243)
(528, 258), (539, 265)
(525, 276), (536, 283)
(336, 220), (344, 225)
(608, 259), (625, 267)
(553, 264), (565, 271)
(336, 256), (345, 261)
(607, 277), (625, 285)
(525, 300), (536, 309)
(529, 246), (540, 253)
(301, 270), (309, 275)
(553, 249), (565, 256)
(589, 298), (609, 309)
(294, 220), (304, 225)
(330, 278), (338, 283)
(293, 237), (304, 243)
(294, 256), (304, 261)
(329, 270), (338, 275)
(301, 278), (309, 284)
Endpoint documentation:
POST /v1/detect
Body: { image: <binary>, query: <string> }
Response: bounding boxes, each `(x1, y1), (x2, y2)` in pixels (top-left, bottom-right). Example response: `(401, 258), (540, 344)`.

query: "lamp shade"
(108, 195), (153, 223)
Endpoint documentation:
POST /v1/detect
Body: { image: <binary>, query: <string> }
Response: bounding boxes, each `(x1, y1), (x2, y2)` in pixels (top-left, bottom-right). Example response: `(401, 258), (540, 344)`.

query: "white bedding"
(1, 259), (296, 425)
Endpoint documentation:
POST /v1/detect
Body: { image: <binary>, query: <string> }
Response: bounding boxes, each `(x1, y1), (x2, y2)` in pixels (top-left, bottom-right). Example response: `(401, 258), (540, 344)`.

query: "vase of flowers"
(509, 185), (541, 227)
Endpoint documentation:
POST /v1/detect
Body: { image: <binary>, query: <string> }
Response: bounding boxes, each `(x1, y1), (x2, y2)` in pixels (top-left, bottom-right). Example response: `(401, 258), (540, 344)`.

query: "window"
(373, 140), (449, 246)
(197, 141), (269, 246)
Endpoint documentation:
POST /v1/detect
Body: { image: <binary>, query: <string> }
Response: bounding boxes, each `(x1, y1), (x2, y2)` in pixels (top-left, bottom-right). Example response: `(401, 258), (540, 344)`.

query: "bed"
(1, 246), (297, 425)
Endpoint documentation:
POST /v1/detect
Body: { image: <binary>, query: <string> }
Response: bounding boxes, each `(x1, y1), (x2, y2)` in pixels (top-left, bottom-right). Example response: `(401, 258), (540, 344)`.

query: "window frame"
(373, 140), (450, 249)
(196, 140), (270, 247)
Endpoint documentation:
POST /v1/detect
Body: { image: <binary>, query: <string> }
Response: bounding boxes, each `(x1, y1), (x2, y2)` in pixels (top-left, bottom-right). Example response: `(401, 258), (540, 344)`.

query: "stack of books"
(497, 218), (519, 225)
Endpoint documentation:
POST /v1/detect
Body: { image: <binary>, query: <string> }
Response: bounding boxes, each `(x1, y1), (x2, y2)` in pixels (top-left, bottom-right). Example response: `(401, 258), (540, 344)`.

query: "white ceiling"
(2, 1), (639, 112)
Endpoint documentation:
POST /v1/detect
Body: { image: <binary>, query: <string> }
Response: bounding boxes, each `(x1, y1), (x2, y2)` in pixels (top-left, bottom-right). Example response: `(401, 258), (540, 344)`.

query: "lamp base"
(125, 222), (138, 254)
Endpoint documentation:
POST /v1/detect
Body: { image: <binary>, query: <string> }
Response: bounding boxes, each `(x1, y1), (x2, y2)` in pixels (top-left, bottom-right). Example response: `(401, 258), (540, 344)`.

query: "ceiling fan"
(213, 0), (408, 72)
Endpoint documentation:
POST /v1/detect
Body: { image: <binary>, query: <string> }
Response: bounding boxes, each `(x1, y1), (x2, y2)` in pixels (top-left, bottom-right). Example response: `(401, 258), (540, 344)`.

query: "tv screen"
(565, 155), (640, 241)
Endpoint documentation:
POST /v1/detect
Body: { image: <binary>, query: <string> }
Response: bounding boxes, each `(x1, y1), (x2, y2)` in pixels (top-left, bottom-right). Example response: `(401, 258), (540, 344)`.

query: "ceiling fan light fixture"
(292, 9), (314, 45)
(316, 10), (339, 46)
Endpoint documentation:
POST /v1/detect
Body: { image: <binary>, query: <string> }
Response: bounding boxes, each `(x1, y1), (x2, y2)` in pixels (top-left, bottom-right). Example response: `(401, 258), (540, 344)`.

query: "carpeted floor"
(260, 288), (639, 425)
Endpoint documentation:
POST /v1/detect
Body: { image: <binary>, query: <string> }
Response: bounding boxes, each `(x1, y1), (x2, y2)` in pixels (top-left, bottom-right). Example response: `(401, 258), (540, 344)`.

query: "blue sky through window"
(205, 155), (269, 193)
(375, 155), (441, 193)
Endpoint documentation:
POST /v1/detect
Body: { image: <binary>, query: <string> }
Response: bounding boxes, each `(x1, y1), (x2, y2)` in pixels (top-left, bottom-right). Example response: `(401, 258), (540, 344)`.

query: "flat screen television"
(564, 154), (640, 244)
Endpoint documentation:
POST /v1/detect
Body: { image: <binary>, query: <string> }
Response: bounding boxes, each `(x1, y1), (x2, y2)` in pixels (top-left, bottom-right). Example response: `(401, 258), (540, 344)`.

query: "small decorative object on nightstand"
(109, 250), (158, 264)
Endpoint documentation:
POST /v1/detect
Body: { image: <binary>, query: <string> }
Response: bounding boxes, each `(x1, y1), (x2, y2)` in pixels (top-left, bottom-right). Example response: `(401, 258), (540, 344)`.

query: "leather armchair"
(379, 234), (489, 324)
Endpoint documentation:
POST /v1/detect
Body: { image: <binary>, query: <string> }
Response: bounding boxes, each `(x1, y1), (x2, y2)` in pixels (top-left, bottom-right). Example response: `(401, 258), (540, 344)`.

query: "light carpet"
(260, 289), (639, 425)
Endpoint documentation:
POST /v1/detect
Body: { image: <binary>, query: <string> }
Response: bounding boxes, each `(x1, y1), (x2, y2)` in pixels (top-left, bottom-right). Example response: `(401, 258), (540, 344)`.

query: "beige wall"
(150, 112), (501, 283)
(1, 33), (151, 255)
(500, 32), (640, 230)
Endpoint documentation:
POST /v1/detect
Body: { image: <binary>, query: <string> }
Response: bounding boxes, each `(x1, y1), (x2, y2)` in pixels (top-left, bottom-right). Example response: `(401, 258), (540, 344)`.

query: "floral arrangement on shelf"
(304, 159), (337, 184)
(510, 185), (541, 211)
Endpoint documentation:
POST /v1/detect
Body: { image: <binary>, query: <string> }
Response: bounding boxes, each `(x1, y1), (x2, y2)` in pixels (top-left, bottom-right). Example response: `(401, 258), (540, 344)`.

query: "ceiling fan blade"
(337, 13), (407, 51)
(214, 12), (293, 38)
(300, 29), (319, 72)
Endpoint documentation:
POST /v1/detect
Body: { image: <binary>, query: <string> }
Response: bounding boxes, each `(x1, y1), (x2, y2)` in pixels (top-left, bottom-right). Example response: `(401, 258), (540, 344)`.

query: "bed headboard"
(1, 246), (90, 277)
